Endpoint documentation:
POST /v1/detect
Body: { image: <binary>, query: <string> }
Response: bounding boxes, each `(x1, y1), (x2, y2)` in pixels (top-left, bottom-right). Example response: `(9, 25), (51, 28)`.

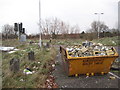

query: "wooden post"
(10, 58), (20, 73)
(28, 51), (35, 60)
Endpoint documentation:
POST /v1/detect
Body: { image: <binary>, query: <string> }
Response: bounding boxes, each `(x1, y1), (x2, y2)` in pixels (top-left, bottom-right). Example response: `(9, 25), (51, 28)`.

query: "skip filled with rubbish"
(66, 41), (115, 57)
(60, 41), (119, 76)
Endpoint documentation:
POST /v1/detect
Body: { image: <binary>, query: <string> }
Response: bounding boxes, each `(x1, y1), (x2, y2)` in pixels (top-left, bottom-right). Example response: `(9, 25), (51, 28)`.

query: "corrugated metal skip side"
(60, 46), (119, 76)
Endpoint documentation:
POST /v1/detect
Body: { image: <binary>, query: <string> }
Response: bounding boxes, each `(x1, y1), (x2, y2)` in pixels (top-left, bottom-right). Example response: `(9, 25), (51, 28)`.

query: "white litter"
(0, 46), (14, 51)
(14, 49), (19, 51)
(52, 64), (55, 68)
(38, 62), (40, 64)
(20, 79), (24, 82)
(112, 41), (115, 44)
(108, 72), (120, 79)
(86, 76), (89, 78)
(23, 69), (33, 75)
(24, 71), (32, 74)
(32, 71), (35, 73)
(8, 49), (19, 54)
(8, 51), (16, 54)
(33, 66), (36, 69)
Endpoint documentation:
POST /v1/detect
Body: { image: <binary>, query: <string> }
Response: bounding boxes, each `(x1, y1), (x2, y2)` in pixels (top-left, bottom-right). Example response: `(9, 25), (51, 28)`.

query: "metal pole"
(39, 0), (42, 47)
(94, 13), (104, 39)
(98, 14), (100, 39)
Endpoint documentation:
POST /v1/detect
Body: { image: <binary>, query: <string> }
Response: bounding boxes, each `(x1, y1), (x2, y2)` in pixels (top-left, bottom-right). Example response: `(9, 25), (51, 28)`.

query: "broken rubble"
(66, 41), (115, 57)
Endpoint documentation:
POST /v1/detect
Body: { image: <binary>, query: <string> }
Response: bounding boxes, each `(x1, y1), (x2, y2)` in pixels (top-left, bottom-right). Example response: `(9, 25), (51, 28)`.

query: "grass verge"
(2, 39), (57, 88)
(51, 36), (119, 46)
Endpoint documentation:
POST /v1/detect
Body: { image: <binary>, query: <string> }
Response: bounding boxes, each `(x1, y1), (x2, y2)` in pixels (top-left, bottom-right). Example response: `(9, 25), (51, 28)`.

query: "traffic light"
(22, 28), (25, 34)
(14, 23), (18, 32)
(14, 22), (25, 34)
(19, 23), (22, 33)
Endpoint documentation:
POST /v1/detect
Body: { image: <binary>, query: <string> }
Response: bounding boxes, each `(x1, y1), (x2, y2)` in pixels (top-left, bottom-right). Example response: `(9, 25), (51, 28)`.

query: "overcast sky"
(0, 0), (119, 35)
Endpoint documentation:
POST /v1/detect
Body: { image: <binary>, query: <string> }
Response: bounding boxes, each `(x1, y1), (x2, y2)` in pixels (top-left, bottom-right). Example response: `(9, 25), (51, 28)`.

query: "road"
(52, 45), (119, 88)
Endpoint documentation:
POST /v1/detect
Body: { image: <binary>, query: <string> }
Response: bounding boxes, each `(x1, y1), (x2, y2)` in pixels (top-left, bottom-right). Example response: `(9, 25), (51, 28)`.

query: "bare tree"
(41, 17), (61, 35)
(41, 19), (51, 35)
(60, 21), (70, 34)
(51, 18), (60, 35)
(73, 24), (80, 34)
(86, 21), (109, 38)
(2, 24), (14, 39)
(40, 17), (81, 37)
(91, 21), (98, 33)
(70, 24), (80, 34)
(91, 21), (108, 33)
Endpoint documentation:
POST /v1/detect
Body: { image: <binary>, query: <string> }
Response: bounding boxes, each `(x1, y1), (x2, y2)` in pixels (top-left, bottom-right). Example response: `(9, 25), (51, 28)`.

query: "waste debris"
(8, 49), (19, 54)
(61, 85), (67, 88)
(8, 51), (16, 54)
(0, 46), (14, 52)
(45, 75), (58, 88)
(52, 64), (55, 68)
(111, 64), (120, 70)
(38, 62), (40, 64)
(20, 79), (24, 82)
(66, 41), (115, 57)
(109, 76), (116, 80)
(23, 68), (34, 75)
(109, 72), (120, 79)
(86, 76), (89, 78)
(0, 46), (20, 54)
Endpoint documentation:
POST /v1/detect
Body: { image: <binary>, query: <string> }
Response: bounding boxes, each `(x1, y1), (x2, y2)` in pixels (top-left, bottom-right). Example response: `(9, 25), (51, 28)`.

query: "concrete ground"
(52, 45), (119, 88)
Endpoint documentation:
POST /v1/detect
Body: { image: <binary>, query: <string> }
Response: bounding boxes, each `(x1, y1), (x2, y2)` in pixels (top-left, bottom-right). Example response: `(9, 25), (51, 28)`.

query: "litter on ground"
(0, 46), (14, 51)
(23, 68), (34, 75)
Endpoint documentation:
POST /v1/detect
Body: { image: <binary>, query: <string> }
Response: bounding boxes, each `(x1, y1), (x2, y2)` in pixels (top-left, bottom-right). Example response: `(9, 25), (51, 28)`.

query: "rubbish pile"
(66, 41), (115, 57)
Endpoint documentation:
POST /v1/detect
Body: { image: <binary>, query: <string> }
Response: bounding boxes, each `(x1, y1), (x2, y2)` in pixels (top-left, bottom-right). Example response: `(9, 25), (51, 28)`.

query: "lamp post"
(94, 13), (104, 39)
(39, 0), (42, 47)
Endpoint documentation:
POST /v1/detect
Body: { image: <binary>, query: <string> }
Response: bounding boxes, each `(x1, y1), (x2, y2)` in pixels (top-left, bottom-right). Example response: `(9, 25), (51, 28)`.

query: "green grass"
(51, 39), (83, 46)
(2, 39), (57, 88)
(51, 36), (119, 46)
(2, 36), (119, 88)
(92, 36), (119, 46)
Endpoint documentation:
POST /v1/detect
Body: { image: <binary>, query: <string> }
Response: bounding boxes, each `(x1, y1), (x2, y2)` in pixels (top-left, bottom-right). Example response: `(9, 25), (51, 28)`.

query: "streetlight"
(94, 13), (104, 39)
(39, 0), (42, 47)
